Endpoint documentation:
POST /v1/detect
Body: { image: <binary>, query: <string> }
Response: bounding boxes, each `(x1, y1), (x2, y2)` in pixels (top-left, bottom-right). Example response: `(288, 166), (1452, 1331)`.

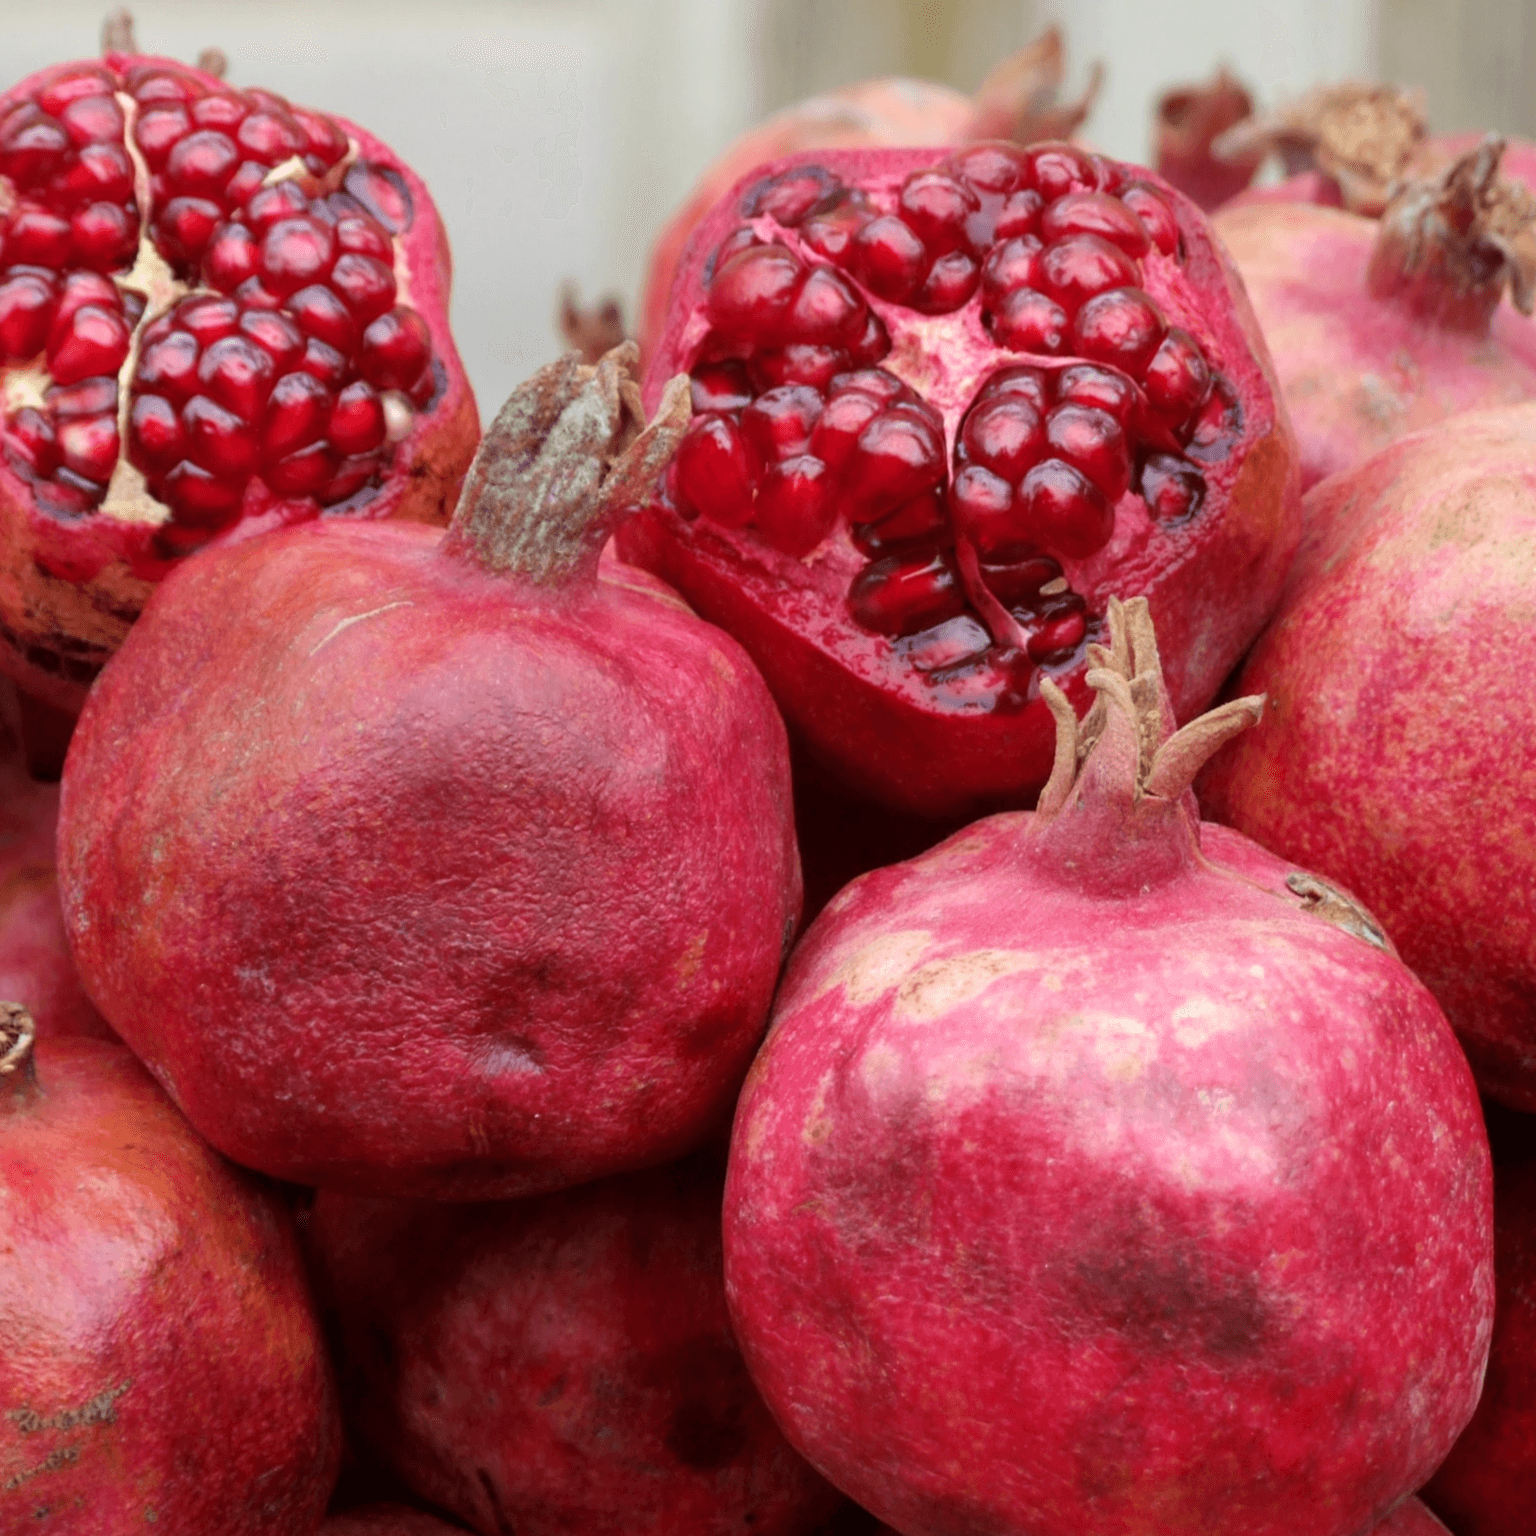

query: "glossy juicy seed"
(691, 360), (754, 414)
(674, 414), (757, 526)
(1027, 143), (1103, 200)
(165, 130), (240, 198)
(981, 554), (1067, 609)
(323, 451), (385, 504)
(800, 194), (873, 262)
(740, 385), (823, 463)
(809, 389), (884, 473)
(0, 111), (71, 188)
(744, 165), (842, 225)
(994, 189), (1045, 241)
(56, 411), (119, 481)
(1042, 192), (1151, 257)
(831, 368), (908, 405)
(329, 380), (386, 455)
(977, 365), (1051, 415)
(267, 441), (336, 497)
(1139, 452), (1206, 520)
(47, 376), (116, 417)
(191, 94), (248, 133)
(198, 335), (277, 420)
(36, 69), (116, 116)
(755, 455), (834, 555)
(260, 217), (338, 297)
(334, 213), (393, 262)
(960, 394), (1045, 480)
(1039, 235), (1140, 313)
(57, 141), (135, 202)
(203, 222), (261, 291)
(988, 287), (1069, 353)
(0, 270), (57, 360)
(846, 311), (891, 367)
(1184, 377), (1244, 459)
(286, 284), (358, 351)
(245, 181), (312, 234)
(785, 265), (867, 345)
(1073, 287), (1168, 374)
(237, 110), (306, 161)
(124, 69), (198, 105)
(129, 392), (186, 468)
(707, 244), (804, 342)
(175, 295), (242, 347)
(847, 405), (947, 522)
(750, 344), (847, 392)
(134, 104), (191, 169)
(850, 215), (929, 304)
(1019, 457), (1116, 559)
(264, 370), (334, 458)
(855, 486), (949, 553)
(848, 547), (967, 637)
(298, 336), (348, 388)
(1028, 605), (1088, 662)
(1143, 327), (1212, 426)
(156, 196), (224, 267)
(5, 206), (73, 267)
(136, 331), (201, 404)
(59, 94), (123, 147)
(898, 171), (980, 255)
(944, 143), (1029, 194)
(950, 463), (1025, 560)
(359, 308), (431, 391)
(913, 251), (980, 314)
(182, 394), (263, 477)
(48, 303), (130, 385)
(239, 308), (305, 375)
(1056, 364), (1138, 423)
(1046, 404), (1130, 502)
(4, 406), (58, 474)
(162, 459), (244, 526)
(70, 202), (137, 269)
(1119, 183), (1180, 257)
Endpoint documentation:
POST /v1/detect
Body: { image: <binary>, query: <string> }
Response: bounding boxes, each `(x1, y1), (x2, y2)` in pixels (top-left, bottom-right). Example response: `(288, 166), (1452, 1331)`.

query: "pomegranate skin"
(1199, 405), (1536, 1109)
(57, 355), (799, 1198)
(723, 605), (1491, 1536)
(1380, 1501), (1454, 1534)
(308, 1157), (841, 1536)
(0, 50), (479, 715)
(0, 1030), (341, 1530)
(325, 1508), (468, 1535)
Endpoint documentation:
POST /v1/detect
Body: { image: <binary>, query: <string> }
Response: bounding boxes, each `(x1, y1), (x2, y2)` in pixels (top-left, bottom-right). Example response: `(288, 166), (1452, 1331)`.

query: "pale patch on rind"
(894, 948), (1038, 1023)
(805, 927), (934, 1006)
(1170, 995), (1244, 1048)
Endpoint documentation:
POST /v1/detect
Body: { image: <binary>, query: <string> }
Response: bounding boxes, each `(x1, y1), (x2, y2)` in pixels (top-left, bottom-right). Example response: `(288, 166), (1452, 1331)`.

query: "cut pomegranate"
(622, 144), (1299, 817)
(0, 35), (478, 711)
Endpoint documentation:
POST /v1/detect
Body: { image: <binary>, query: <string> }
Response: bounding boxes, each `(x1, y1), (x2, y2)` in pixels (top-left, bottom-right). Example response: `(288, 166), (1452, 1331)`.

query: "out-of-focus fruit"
(1153, 68), (1263, 210)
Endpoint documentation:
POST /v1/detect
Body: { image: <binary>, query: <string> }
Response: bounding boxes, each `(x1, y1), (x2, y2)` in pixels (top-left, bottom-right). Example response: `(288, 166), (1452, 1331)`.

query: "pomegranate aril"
(831, 369), (907, 406)
(163, 459), (244, 527)
(988, 287), (1068, 353)
(183, 394), (262, 477)
(850, 216), (928, 305)
(1073, 288), (1167, 374)
(157, 196), (224, 268)
(358, 308), (431, 392)
(674, 414), (757, 527)
(342, 160), (413, 232)
(6, 407), (59, 475)
(960, 395), (1045, 481)
(129, 393), (187, 469)
(801, 196), (872, 262)
(0, 271), (56, 360)
(924, 646), (1034, 709)
(191, 94), (247, 132)
(809, 390), (882, 473)
(1184, 377), (1243, 460)
(204, 223), (260, 292)
(239, 309), (304, 373)
(846, 406), (946, 522)
(951, 463), (1026, 560)
(1139, 453), (1206, 520)
(690, 361), (753, 414)
(1144, 328), (1212, 427)
(914, 251), (979, 314)
(708, 244), (803, 342)
(1056, 364), (1137, 424)
(261, 218), (338, 297)
(245, 181), (311, 233)
(45, 467), (106, 511)
(1027, 608), (1087, 662)
(70, 202), (137, 270)
(165, 129), (240, 198)
(267, 441), (335, 497)
(1042, 192), (1151, 258)
(329, 381), (387, 456)
(198, 335), (277, 420)
(846, 312), (890, 367)
(48, 304), (130, 385)
(856, 487), (948, 554)
(36, 69), (115, 116)
(849, 548), (966, 637)
(712, 227), (760, 271)
(1027, 144), (1102, 200)
(981, 555), (1066, 609)
(994, 189), (1045, 241)
(1046, 405), (1130, 502)
(1019, 458), (1115, 560)
(134, 105), (191, 169)
(328, 253), (397, 324)
(786, 265), (867, 345)
(286, 284), (357, 351)
(1119, 184), (1179, 257)
(56, 412), (119, 482)
(58, 94), (123, 147)
(299, 337), (348, 388)
(334, 214), (393, 262)
(299, 110), (350, 168)
(137, 331), (201, 403)
(741, 385), (822, 462)
(237, 110), (306, 161)
(755, 456), (834, 556)
(125, 69), (199, 106)
(898, 171), (979, 255)
(945, 143), (1028, 194)
(323, 453), (383, 504)
(1040, 236), (1139, 313)
(750, 346), (848, 392)
(6, 205), (73, 267)
(47, 376), (116, 417)
(57, 141), (135, 202)
(264, 370), (333, 457)
(744, 164), (841, 225)
(0, 111), (70, 189)
(897, 613), (993, 674)
(977, 365), (1050, 415)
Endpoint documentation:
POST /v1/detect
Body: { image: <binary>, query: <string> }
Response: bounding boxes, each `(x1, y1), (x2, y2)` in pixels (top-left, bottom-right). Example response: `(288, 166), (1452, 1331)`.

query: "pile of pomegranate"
(3, 22), (1534, 1536)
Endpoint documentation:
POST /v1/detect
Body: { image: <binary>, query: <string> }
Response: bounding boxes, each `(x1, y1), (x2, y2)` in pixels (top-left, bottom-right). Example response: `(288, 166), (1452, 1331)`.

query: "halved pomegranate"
(619, 143), (1299, 818)
(0, 38), (477, 710)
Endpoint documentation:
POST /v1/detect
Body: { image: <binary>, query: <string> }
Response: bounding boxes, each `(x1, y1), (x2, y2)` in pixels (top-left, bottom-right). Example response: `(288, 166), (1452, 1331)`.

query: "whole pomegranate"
(325, 1509), (468, 1535)
(0, 28), (478, 712)
(1214, 138), (1536, 489)
(635, 28), (1098, 363)
(619, 143), (1299, 819)
(1199, 404), (1536, 1109)
(0, 1004), (340, 1528)
(1423, 1104), (1536, 1536)
(723, 597), (1492, 1536)
(58, 343), (801, 1199)
(308, 1155), (840, 1536)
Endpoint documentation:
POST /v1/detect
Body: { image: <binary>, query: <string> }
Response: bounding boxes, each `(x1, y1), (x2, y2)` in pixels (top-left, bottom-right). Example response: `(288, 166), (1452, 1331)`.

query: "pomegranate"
(1423, 1103), (1536, 1536)
(57, 343), (801, 1199)
(1214, 137), (1536, 489)
(1153, 69), (1263, 211)
(1199, 403), (1536, 1108)
(619, 143), (1299, 818)
(0, 1003), (340, 1528)
(723, 596), (1492, 1536)
(0, 27), (478, 713)
(325, 1509), (468, 1535)
(307, 1154), (840, 1536)
(1381, 1503), (1456, 1534)
(635, 27), (1100, 363)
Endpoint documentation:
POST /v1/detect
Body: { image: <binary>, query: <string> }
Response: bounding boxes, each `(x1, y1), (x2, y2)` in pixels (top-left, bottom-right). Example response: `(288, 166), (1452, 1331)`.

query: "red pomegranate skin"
(723, 608), (1491, 1536)
(0, 49), (479, 713)
(1199, 404), (1536, 1110)
(56, 353), (799, 1198)
(623, 145), (1299, 820)
(1213, 199), (1536, 490)
(1421, 1104), (1536, 1536)
(0, 1033), (340, 1529)
(1381, 1500), (1455, 1534)
(307, 1156), (841, 1536)
(325, 1507), (469, 1535)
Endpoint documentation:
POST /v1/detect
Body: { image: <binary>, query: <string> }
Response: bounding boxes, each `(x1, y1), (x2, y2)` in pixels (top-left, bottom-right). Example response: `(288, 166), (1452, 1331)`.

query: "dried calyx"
(1367, 136), (1536, 331)
(557, 282), (628, 365)
(966, 26), (1104, 146)
(0, 1001), (38, 1103)
(1154, 69), (1262, 209)
(442, 341), (689, 584)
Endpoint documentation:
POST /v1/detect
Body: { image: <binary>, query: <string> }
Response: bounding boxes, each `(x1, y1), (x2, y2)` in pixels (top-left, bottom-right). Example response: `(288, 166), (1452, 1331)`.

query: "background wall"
(6, 0), (1532, 421)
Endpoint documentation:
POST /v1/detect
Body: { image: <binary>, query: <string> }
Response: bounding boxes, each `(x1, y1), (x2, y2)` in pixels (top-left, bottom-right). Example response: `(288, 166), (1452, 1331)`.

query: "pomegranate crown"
(443, 342), (690, 584)
(1, 1002), (38, 1103)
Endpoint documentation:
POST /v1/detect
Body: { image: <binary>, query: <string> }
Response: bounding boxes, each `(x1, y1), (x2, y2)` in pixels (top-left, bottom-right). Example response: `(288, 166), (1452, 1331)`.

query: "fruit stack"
(1, 23), (1532, 1536)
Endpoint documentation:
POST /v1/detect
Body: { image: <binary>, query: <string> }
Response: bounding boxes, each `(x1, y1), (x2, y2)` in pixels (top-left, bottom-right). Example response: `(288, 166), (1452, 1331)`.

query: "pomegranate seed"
(1139, 453), (1206, 520)
(755, 456), (834, 556)
(133, 104), (191, 169)
(785, 265), (866, 345)
(48, 304), (130, 385)
(6, 407), (58, 475)
(0, 112), (71, 189)
(191, 94), (247, 133)
(961, 395), (1045, 481)
(1042, 192), (1151, 258)
(674, 415), (757, 526)
(845, 405), (946, 523)
(264, 371), (333, 458)
(245, 182), (311, 234)
(1056, 365), (1138, 424)
(358, 308), (430, 392)
(950, 463), (1024, 560)
(334, 214), (393, 263)
(899, 613), (993, 674)
(1120, 184), (1180, 257)
(267, 441), (336, 498)
(898, 171), (979, 255)
(137, 331), (201, 403)
(0, 271), (56, 360)
(945, 143), (1028, 194)
(198, 335), (276, 420)
(741, 385), (822, 463)
(175, 295), (241, 346)
(69, 202), (137, 270)
(204, 223), (260, 291)
(165, 129), (240, 197)
(36, 70), (116, 116)
(342, 161), (413, 232)
(690, 361), (753, 414)
(1027, 144), (1102, 200)
(260, 217), (338, 297)
(914, 252), (980, 314)
(981, 555), (1066, 609)
(329, 381), (386, 455)
(745, 165), (840, 225)
(849, 547), (966, 637)
(1019, 458), (1115, 559)
(712, 227), (760, 271)
(1072, 287), (1167, 374)
(286, 284), (358, 351)
(129, 393), (186, 468)
(328, 253), (397, 324)
(846, 312), (891, 367)
(239, 309), (304, 373)
(750, 346), (846, 392)
(237, 111), (306, 161)
(125, 70), (199, 106)
(48, 376), (116, 417)
(56, 412), (120, 482)
(58, 94), (124, 147)
(832, 369), (907, 405)
(1027, 608), (1088, 662)
(850, 216), (928, 305)
(298, 337), (348, 388)
(1143, 328), (1212, 426)
(156, 197), (224, 268)
(1046, 405), (1130, 502)
(6, 205), (73, 267)
(297, 108), (349, 166)
(801, 195), (872, 262)
(977, 366), (1050, 415)
(809, 390), (883, 473)
(224, 161), (271, 208)
(980, 237), (1045, 307)
(1040, 236), (1139, 313)
(323, 452), (383, 504)
(988, 288), (1068, 353)
(162, 459), (243, 527)
(708, 244), (804, 343)
(855, 487), (948, 553)
(234, 277), (284, 312)
(994, 190), (1045, 240)
(182, 394), (262, 477)
(1184, 378), (1243, 459)
(58, 141), (135, 202)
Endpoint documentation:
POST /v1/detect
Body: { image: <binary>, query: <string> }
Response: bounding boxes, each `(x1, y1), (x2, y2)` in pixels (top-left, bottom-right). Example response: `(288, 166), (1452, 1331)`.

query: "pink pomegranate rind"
(0, 1022), (341, 1529)
(308, 1156), (841, 1536)
(56, 348), (800, 1198)
(621, 144), (1299, 819)
(0, 49), (479, 712)
(723, 600), (1492, 1536)
(1199, 403), (1536, 1109)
